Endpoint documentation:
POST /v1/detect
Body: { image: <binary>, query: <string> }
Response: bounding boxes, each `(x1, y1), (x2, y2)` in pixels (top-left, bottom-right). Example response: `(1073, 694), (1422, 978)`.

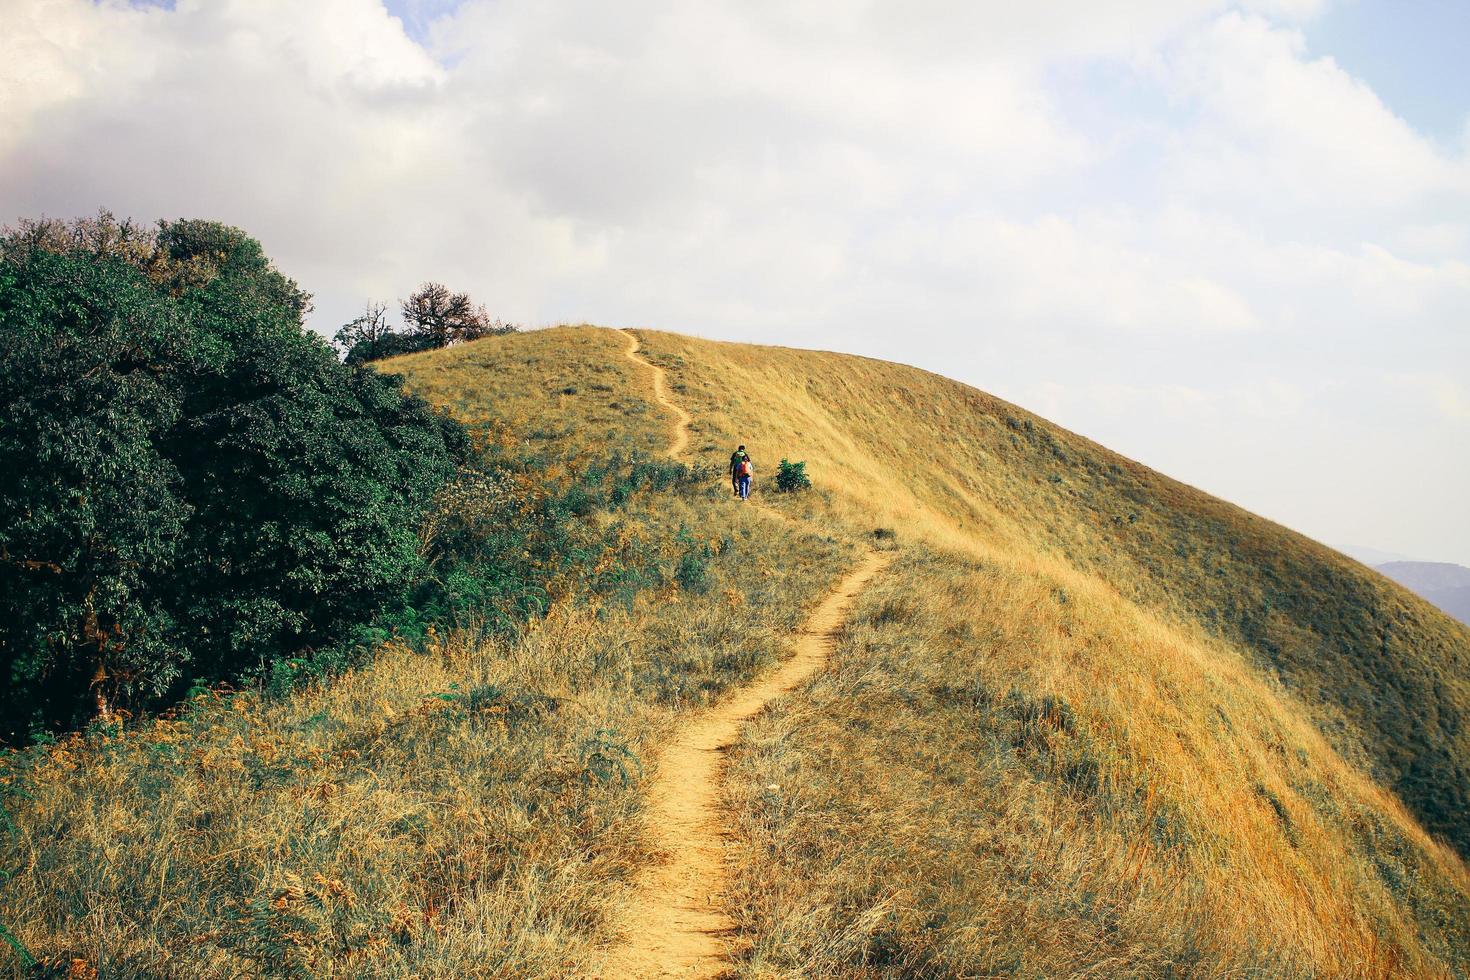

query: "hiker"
(730, 445), (753, 500)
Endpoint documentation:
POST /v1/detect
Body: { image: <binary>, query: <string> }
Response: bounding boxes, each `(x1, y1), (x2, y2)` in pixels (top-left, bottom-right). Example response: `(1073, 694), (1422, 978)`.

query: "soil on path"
(620, 328), (692, 458)
(608, 327), (890, 976)
(603, 550), (893, 978)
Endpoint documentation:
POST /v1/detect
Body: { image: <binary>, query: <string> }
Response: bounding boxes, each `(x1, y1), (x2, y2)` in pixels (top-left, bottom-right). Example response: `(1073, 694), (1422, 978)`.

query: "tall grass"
(625, 327), (1470, 976)
(4, 325), (1466, 977)
(726, 547), (1470, 976)
(636, 329), (1470, 857)
(0, 482), (855, 977)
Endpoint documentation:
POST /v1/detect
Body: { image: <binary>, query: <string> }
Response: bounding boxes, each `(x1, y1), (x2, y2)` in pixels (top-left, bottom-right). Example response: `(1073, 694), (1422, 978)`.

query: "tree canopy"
(0, 215), (467, 741)
(336, 283), (518, 366)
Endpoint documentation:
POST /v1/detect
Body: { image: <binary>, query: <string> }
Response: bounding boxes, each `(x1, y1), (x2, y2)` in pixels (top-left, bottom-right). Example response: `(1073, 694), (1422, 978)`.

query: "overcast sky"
(3, 0), (1467, 564)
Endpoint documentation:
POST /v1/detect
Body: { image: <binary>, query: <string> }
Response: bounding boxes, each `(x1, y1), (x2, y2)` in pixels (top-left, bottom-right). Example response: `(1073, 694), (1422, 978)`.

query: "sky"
(2, 0), (1467, 565)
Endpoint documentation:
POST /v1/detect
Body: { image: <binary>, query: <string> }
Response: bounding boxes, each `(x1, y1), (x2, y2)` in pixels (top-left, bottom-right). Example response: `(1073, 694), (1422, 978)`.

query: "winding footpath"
(620, 329), (693, 457)
(607, 329), (891, 978)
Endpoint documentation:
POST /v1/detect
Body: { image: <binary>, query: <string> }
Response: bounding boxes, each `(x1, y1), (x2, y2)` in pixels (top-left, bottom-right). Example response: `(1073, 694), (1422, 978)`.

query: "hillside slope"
(395, 327), (1470, 975)
(4, 325), (1466, 978)
(0, 324), (862, 977)
(632, 330), (1470, 858)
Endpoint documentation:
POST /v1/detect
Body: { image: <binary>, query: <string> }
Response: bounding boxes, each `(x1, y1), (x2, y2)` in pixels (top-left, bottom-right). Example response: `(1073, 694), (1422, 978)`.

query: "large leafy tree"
(0, 216), (466, 740)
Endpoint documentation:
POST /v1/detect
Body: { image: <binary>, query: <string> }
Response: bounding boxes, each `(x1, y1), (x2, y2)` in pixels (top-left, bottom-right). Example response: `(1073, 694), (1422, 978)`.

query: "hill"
(399, 327), (1470, 975)
(2, 324), (1467, 978)
(637, 331), (1470, 848)
(1378, 561), (1470, 625)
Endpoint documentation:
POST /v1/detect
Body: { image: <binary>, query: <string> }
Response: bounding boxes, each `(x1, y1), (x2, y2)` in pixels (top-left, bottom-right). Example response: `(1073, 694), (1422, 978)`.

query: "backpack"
(739, 459), (752, 477)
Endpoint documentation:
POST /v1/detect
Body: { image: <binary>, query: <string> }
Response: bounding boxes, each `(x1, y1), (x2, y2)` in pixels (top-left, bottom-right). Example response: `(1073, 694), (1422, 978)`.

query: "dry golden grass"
(3, 324), (1467, 978)
(636, 329), (1470, 855)
(728, 546), (1470, 977)
(0, 485), (857, 977)
(617, 328), (1470, 977)
(384, 325), (676, 462)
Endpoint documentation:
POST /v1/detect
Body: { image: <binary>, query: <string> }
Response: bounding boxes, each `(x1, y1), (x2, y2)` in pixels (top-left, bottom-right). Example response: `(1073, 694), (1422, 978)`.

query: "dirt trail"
(603, 550), (892, 978)
(619, 327), (788, 519)
(620, 328), (692, 458)
(608, 327), (890, 977)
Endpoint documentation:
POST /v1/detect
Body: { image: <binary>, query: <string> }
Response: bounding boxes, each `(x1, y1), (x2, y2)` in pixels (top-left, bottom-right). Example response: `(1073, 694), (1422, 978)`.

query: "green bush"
(676, 551), (710, 593)
(409, 466), (574, 638)
(589, 453), (704, 507)
(775, 457), (812, 493)
(342, 328), (436, 366)
(0, 215), (466, 741)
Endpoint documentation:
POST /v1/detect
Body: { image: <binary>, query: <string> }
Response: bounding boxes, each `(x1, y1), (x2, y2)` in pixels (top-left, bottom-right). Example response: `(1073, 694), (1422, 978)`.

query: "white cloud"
(1157, 12), (1467, 217)
(0, 0), (1466, 562)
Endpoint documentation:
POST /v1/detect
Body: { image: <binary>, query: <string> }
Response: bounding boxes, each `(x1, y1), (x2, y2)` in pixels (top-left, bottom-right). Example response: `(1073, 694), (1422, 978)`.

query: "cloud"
(1157, 12), (1466, 218)
(0, 0), (1466, 562)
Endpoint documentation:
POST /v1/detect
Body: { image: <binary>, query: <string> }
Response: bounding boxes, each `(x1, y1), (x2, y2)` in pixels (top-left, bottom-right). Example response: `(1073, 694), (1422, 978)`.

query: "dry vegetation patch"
(637, 329), (1470, 858)
(0, 489), (856, 977)
(727, 548), (1470, 978)
(383, 325), (675, 461)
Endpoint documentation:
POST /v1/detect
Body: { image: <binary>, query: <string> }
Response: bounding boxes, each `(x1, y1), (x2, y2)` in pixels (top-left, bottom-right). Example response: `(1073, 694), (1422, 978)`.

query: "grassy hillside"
(382, 325), (675, 462)
(0, 327), (858, 976)
(730, 548), (1469, 976)
(3, 325), (1467, 977)
(401, 327), (1470, 974)
(0, 495), (852, 977)
(634, 330), (1470, 858)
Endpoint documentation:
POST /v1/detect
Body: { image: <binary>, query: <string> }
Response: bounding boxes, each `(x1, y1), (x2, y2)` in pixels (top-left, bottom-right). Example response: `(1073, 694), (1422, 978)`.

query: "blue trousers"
(738, 475), (751, 499)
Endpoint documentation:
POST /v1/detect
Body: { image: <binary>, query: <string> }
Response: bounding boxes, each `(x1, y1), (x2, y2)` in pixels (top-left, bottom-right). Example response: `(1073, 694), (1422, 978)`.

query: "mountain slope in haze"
(1340, 543), (1412, 566)
(1378, 561), (1470, 625)
(386, 327), (1470, 975)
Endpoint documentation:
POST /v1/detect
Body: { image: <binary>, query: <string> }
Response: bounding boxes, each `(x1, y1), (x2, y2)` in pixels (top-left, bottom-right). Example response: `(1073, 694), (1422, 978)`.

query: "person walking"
(729, 445), (753, 500)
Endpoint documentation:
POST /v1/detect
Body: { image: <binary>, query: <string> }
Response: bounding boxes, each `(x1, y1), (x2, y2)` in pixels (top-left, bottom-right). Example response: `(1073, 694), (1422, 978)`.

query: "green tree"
(0, 216), (466, 740)
(775, 458), (812, 493)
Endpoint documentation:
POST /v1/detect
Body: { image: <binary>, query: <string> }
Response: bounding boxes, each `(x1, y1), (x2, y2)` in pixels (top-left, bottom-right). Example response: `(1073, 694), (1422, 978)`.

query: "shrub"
(595, 454), (704, 507)
(775, 457), (812, 493)
(411, 467), (570, 635)
(342, 328), (437, 366)
(676, 552), (710, 593)
(0, 215), (467, 741)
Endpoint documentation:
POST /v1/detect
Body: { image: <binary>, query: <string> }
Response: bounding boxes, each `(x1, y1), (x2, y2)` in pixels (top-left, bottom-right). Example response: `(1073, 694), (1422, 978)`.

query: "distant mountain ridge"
(1377, 561), (1470, 626)
(1339, 543), (1412, 566)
